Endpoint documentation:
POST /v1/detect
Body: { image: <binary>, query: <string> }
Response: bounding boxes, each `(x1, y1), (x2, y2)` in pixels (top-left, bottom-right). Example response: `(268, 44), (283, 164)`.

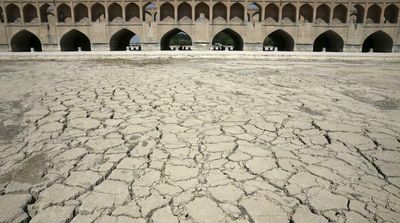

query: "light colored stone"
(186, 197), (226, 223)
(0, 194), (32, 223)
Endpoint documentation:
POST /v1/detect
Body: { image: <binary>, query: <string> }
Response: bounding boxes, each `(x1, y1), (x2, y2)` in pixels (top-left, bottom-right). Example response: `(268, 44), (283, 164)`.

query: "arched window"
(91, 3), (105, 22)
(195, 2), (209, 21)
(362, 31), (393, 52)
(57, 4), (72, 23)
(213, 2), (227, 22)
(6, 4), (21, 23)
(282, 4), (296, 23)
(248, 3), (261, 22)
(126, 3), (140, 22)
(11, 30), (42, 52)
(333, 4), (347, 23)
(367, 4), (381, 23)
(74, 4), (88, 23)
(160, 2), (174, 22)
(143, 2), (156, 22)
(384, 4), (398, 23)
(40, 4), (53, 23)
(265, 3), (278, 22)
(351, 5), (364, 23)
(60, 29), (91, 51)
(263, 30), (294, 51)
(108, 3), (122, 22)
(23, 4), (38, 23)
(230, 3), (244, 23)
(313, 30), (344, 52)
(299, 4), (313, 23)
(316, 4), (330, 23)
(212, 29), (243, 50)
(178, 2), (192, 22)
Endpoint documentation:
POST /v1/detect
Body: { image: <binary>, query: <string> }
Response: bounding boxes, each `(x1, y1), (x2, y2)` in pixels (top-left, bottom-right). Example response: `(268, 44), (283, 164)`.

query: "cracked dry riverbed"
(0, 57), (399, 223)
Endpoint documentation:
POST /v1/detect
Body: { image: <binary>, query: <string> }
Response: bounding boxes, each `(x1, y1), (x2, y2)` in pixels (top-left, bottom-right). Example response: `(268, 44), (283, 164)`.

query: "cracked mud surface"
(0, 58), (399, 223)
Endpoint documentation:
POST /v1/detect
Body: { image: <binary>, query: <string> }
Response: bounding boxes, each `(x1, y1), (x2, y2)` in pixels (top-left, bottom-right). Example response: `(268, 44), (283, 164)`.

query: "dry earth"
(0, 57), (399, 223)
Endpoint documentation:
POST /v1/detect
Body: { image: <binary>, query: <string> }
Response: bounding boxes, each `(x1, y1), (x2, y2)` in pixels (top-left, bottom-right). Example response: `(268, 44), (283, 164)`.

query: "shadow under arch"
(110, 29), (139, 51)
(362, 31), (393, 52)
(60, 29), (91, 51)
(313, 30), (343, 52)
(160, 28), (192, 50)
(212, 28), (243, 50)
(263, 29), (294, 51)
(11, 30), (42, 52)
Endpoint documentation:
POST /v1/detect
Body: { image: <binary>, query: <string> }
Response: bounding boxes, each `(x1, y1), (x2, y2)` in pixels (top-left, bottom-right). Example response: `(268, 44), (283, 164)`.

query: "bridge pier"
(243, 43), (263, 51)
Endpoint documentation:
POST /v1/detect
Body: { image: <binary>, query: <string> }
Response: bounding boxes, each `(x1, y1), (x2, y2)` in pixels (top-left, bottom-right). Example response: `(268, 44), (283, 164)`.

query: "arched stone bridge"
(0, 0), (399, 52)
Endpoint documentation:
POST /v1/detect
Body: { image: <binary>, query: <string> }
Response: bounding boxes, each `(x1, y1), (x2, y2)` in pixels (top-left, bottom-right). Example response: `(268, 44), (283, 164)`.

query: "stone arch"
(143, 2), (156, 22)
(230, 2), (244, 22)
(160, 28), (192, 50)
(316, 4), (330, 24)
(299, 4), (313, 23)
(248, 3), (261, 22)
(108, 3), (122, 22)
(265, 3), (278, 22)
(263, 29), (294, 51)
(74, 3), (88, 22)
(110, 29), (139, 51)
(23, 4), (38, 23)
(213, 2), (227, 22)
(333, 4), (347, 23)
(212, 28), (243, 51)
(195, 2), (209, 21)
(178, 2), (192, 22)
(313, 30), (344, 52)
(160, 2), (174, 22)
(91, 3), (105, 22)
(40, 4), (53, 23)
(6, 4), (21, 23)
(57, 4), (71, 23)
(367, 4), (381, 23)
(11, 30), (42, 52)
(126, 3), (140, 22)
(282, 3), (296, 23)
(362, 31), (393, 52)
(60, 29), (91, 51)
(384, 4), (398, 23)
(351, 4), (364, 23)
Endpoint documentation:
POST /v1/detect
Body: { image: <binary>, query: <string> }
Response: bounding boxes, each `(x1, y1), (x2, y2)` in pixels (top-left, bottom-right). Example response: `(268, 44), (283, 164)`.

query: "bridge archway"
(212, 28), (243, 50)
(160, 29), (192, 50)
(213, 2), (227, 22)
(40, 4), (52, 23)
(126, 3), (140, 22)
(178, 2), (192, 22)
(160, 2), (174, 21)
(265, 3), (278, 22)
(333, 4), (347, 23)
(6, 4), (21, 23)
(74, 3), (88, 22)
(11, 30), (42, 52)
(362, 31), (393, 52)
(230, 2), (244, 22)
(351, 5), (364, 23)
(108, 3), (122, 22)
(110, 29), (139, 51)
(57, 4), (71, 23)
(282, 3), (296, 23)
(60, 29), (91, 51)
(263, 30), (294, 51)
(299, 4), (313, 23)
(316, 4), (330, 23)
(23, 4), (38, 23)
(313, 30), (343, 52)
(195, 2), (209, 21)
(248, 3), (261, 22)
(91, 3), (105, 22)
(384, 4), (398, 23)
(367, 4), (381, 23)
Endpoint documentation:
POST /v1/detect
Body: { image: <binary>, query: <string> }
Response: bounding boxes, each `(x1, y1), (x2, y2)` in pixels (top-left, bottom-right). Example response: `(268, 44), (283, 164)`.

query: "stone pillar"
(156, 0), (160, 22)
(278, 3), (282, 22)
(19, 2), (24, 24)
(227, 2), (230, 23)
(139, 2), (143, 21)
(122, 2), (126, 22)
(209, 2), (213, 23)
(36, 1), (41, 23)
(244, 2), (247, 22)
(312, 3), (317, 23)
(88, 2), (92, 22)
(191, 1), (195, 22)
(363, 3), (368, 24)
(71, 2), (75, 23)
(329, 2), (333, 23)
(380, 3), (385, 24)
(174, 1), (178, 23)
(295, 2), (299, 24)
(105, 2), (109, 22)
(261, 3), (265, 22)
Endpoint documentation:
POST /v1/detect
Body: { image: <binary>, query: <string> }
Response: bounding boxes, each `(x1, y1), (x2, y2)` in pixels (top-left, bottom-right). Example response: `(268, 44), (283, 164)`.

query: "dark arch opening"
(230, 3), (244, 22)
(263, 30), (294, 51)
(313, 31), (344, 52)
(333, 4), (347, 23)
(40, 4), (52, 23)
(108, 3), (122, 22)
(316, 4), (330, 23)
(160, 2), (174, 21)
(213, 2), (227, 22)
(11, 30), (42, 52)
(91, 3), (105, 22)
(265, 3), (278, 22)
(282, 4), (296, 22)
(126, 3), (140, 22)
(362, 31), (393, 52)
(384, 4), (398, 23)
(299, 4), (313, 23)
(212, 29), (243, 51)
(178, 2), (192, 22)
(351, 5), (364, 23)
(57, 4), (71, 22)
(110, 29), (140, 51)
(6, 4), (21, 23)
(160, 29), (192, 50)
(74, 4), (88, 22)
(23, 4), (38, 23)
(0, 7), (4, 23)
(60, 30), (91, 51)
(195, 2), (209, 21)
(367, 4), (381, 23)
